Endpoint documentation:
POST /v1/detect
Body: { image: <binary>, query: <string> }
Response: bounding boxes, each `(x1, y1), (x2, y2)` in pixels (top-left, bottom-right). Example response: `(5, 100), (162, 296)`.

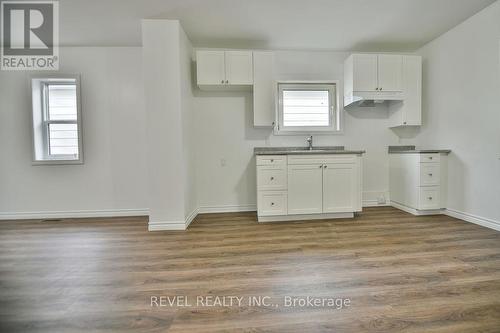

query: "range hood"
(344, 91), (405, 108)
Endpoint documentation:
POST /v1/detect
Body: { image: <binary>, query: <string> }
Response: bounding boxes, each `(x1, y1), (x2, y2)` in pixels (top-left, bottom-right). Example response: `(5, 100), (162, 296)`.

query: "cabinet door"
(322, 163), (357, 213)
(352, 54), (378, 92)
(288, 164), (323, 215)
(401, 55), (422, 125)
(196, 51), (225, 85)
(377, 55), (403, 92)
(225, 51), (253, 85)
(253, 51), (275, 127)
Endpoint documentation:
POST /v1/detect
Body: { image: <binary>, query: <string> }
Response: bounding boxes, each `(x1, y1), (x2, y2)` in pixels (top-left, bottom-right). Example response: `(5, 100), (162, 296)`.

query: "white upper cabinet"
(253, 51), (275, 127)
(377, 54), (403, 92)
(196, 50), (253, 89)
(350, 54), (402, 92)
(352, 54), (378, 92)
(196, 51), (225, 85)
(225, 51), (253, 85)
(389, 56), (422, 127)
(345, 53), (421, 128)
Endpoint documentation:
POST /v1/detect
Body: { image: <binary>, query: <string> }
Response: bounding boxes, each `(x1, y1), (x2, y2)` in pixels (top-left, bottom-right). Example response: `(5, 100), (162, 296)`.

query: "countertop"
(388, 145), (451, 154)
(254, 146), (366, 155)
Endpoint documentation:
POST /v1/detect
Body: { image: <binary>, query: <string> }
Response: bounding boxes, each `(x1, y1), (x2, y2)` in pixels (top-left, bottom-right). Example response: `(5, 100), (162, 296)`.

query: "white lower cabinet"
(287, 164), (323, 215)
(418, 186), (441, 210)
(322, 163), (358, 213)
(257, 154), (363, 222)
(389, 152), (448, 214)
(257, 166), (287, 191)
(258, 191), (287, 216)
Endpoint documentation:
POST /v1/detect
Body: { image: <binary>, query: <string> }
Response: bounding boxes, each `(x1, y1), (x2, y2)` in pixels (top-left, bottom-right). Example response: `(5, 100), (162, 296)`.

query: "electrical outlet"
(377, 196), (386, 205)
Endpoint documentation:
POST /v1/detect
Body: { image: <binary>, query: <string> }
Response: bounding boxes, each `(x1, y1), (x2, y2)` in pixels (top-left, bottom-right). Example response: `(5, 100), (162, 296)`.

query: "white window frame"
(30, 74), (83, 165)
(275, 81), (342, 135)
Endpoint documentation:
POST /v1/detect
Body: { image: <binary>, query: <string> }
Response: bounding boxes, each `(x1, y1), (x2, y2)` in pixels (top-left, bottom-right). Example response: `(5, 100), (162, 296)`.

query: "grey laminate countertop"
(254, 146), (365, 155)
(388, 145), (451, 154)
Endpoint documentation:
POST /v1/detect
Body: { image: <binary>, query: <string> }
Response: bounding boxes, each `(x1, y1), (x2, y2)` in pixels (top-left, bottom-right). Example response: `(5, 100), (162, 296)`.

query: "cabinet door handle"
(324, 165), (327, 169)
(225, 80), (229, 84)
(270, 177), (274, 181)
(221, 80), (224, 84)
(428, 173), (433, 177)
(375, 87), (379, 91)
(271, 202), (275, 206)
(270, 159), (274, 163)
(428, 197), (433, 200)
(319, 165), (323, 168)
(429, 157), (433, 160)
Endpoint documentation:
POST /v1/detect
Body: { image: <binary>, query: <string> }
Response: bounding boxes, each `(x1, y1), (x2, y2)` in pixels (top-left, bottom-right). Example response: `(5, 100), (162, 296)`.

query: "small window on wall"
(31, 75), (83, 164)
(277, 82), (340, 134)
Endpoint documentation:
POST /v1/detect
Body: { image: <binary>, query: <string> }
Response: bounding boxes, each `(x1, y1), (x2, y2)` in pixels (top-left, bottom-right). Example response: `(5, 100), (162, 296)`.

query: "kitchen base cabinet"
(323, 163), (359, 213)
(256, 153), (363, 222)
(287, 164), (323, 215)
(389, 149), (449, 215)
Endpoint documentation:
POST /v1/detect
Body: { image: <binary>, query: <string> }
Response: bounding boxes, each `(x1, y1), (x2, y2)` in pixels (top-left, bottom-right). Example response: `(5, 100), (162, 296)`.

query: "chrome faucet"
(306, 135), (313, 150)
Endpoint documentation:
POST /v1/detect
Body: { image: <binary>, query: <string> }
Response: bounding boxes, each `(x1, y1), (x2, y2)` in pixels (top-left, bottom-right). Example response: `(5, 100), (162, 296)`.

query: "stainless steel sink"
(261, 146), (346, 154)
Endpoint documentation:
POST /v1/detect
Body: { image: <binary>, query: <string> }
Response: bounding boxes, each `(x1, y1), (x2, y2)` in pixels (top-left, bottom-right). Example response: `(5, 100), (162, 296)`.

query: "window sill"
(32, 159), (84, 166)
(273, 129), (344, 136)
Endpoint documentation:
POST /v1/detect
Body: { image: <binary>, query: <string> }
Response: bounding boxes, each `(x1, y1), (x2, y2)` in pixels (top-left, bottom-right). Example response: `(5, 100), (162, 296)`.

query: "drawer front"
(420, 153), (440, 163)
(258, 191), (287, 216)
(256, 155), (287, 167)
(288, 155), (356, 165)
(257, 167), (287, 190)
(419, 164), (440, 186)
(419, 186), (441, 210)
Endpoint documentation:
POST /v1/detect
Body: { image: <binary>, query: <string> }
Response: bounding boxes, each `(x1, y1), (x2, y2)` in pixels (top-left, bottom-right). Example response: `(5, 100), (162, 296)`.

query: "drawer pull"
(270, 159), (274, 162)
(270, 177), (274, 181)
(428, 197), (433, 200)
(271, 202), (275, 206)
(429, 157), (433, 160)
(428, 173), (433, 177)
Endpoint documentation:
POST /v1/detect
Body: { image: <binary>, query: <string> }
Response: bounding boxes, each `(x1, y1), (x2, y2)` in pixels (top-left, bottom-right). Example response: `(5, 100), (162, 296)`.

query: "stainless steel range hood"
(344, 91), (405, 108)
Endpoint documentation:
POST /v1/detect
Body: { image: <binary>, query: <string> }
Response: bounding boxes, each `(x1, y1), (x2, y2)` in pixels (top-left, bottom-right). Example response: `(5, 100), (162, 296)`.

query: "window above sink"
(276, 81), (341, 135)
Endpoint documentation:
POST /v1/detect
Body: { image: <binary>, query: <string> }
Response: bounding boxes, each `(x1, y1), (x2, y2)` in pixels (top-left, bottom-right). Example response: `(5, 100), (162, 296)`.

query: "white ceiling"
(60, 0), (496, 51)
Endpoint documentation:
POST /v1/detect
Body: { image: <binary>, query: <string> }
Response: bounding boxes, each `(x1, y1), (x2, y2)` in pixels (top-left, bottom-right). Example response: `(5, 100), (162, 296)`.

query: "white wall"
(142, 19), (197, 229)
(142, 20), (186, 227)
(0, 47), (148, 218)
(194, 50), (402, 211)
(179, 26), (198, 220)
(413, 1), (500, 223)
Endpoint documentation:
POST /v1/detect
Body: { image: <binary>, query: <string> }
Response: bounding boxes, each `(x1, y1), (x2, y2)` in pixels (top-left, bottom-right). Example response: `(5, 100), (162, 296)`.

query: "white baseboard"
(185, 207), (199, 228)
(0, 208), (149, 220)
(148, 220), (186, 231)
(258, 212), (354, 222)
(445, 208), (500, 232)
(362, 191), (390, 207)
(362, 199), (390, 207)
(148, 207), (200, 231)
(198, 204), (257, 214)
(391, 201), (445, 216)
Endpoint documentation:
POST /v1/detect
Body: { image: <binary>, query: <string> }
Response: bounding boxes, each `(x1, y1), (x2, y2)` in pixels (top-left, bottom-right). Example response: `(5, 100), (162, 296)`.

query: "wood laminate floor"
(1, 207), (499, 333)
